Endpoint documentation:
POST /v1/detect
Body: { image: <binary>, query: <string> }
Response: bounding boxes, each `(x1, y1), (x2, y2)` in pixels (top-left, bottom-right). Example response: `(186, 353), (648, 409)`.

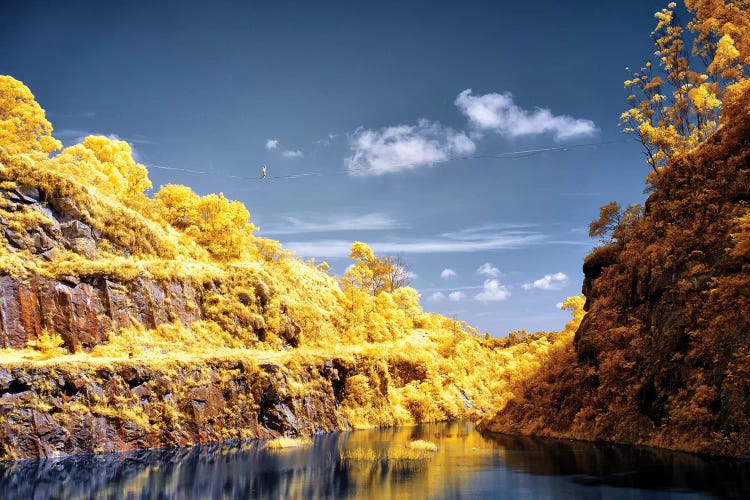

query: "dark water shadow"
(0, 422), (748, 499)
(480, 431), (750, 499)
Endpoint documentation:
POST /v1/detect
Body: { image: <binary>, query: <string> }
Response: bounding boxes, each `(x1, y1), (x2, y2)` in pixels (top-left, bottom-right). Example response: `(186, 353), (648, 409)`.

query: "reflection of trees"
(0, 423), (747, 498)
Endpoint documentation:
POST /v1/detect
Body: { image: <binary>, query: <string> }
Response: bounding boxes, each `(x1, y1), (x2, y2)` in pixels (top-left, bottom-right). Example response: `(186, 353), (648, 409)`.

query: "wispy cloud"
(522, 272), (569, 291)
(346, 119), (475, 176)
(455, 89), (597, 141)
(284, 227), (545, 258)
(475, 279), (511, 302)
(260, 213), (404, 235)
(49, 111), (96, 120)
(448, 291), (466, 302)
(477, 262), (500, 277)
(420, 285), (483, 293)
(315, 133), (340, 146)
(440, 268), (457, 279)
(282, 149), (304, 158)
(265, 139), (279, 150)
(55, 128), (91, 139)
(428, 292), (446, 302)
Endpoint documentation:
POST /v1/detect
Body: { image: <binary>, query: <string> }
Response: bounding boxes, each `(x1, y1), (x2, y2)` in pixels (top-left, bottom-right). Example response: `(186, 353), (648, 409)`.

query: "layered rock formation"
(0, 355), (379, 460)
(0, 184), (206, 352)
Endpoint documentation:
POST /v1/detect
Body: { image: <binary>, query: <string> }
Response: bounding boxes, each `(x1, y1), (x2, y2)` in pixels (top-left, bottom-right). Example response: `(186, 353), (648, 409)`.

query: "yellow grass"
(405, 439), (438, 452)
(265, 436), (312, 449)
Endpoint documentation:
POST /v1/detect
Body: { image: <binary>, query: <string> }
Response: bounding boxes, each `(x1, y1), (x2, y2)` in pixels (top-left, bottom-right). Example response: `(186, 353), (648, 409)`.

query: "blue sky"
(1, 0), (665, 335)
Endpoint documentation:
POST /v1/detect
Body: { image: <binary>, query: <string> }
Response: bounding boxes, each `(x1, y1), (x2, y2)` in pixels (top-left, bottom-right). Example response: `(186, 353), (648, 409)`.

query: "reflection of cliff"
(484, 433), (750, 496)
(2, 422), (748, 499)
(484, 87), (750, 457)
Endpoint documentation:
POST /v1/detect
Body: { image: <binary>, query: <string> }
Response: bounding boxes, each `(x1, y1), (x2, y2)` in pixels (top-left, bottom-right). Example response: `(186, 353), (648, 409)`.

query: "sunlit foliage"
(588, 201), (642, 243)
(342, 242), (412, 295)
(620, 1), (749, 176)
(0, 76), (61, 155)
(154, 185), (257, 261)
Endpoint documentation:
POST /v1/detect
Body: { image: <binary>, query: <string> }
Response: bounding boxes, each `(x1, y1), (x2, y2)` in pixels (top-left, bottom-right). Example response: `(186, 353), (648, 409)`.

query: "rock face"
(0, 275), (202, 352)
(0, 357), (362, 460)
(0, 183), (207, 352)
(482, 87), (750, 457)
(0, 183), (364, 460)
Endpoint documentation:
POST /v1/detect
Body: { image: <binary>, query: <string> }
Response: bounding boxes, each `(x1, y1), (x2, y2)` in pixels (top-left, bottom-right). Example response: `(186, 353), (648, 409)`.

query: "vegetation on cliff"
(483, 0), (750, 457)
(0, 74), (584, 459)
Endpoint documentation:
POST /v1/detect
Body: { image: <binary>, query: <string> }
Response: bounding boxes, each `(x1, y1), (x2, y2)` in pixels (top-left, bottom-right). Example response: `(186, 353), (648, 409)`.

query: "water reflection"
(0, 422), (748, 499)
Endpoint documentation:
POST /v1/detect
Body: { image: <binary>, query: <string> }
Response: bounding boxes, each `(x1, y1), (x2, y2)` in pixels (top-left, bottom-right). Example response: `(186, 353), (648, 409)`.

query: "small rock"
(34, 205), (61, 233)
(40, 248), (61, 261)
(60, 220), (93, 240)
(11, 186), (40, 204)
(71, 237), (97, 258)
(0, 369), (12, 391)
(4, 229), (27, 249)
(131, 384), (151, 399)
(260, 363), (281, 374)
(59, 275), (80, 287)
(49, 197), (83, 220)
(32, 231), (56, 253)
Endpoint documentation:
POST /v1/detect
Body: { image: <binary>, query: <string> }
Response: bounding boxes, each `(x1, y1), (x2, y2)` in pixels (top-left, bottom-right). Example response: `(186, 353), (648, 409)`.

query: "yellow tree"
(53, 136), (152, 208)
(589, 201), (642, 243)
(0, 75), (62, 155)
(154, 184), (257, 261)
(342, 242), (412, 295)
(620, 1), (749, 176)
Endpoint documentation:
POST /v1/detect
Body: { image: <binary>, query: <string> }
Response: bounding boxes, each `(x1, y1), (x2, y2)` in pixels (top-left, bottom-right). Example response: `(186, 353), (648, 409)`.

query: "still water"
(1, 422), (748, 499)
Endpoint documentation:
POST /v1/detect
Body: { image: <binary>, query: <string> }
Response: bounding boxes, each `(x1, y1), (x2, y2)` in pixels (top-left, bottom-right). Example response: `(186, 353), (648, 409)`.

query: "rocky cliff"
(0, 184), (206, 352)
(0, 354), (366, 460)
(482, 86), (750, 457)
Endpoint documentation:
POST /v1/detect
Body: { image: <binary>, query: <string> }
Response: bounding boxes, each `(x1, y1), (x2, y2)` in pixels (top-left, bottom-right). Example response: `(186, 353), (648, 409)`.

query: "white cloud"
(405, 270), (418, 280)
(477, 262), (500, 277)
(282, 149), (304, 158)
(265, 139), (279, 150)
(522, 272), (569, 291)
(455, 89), (597, 141)
(441, 268), (457, 279)
(284, 228), (545, 258)
(428, 292), (446, 302)
(475, 279), (511, 302)
(260, 213), (404, 235)
(448, 291), (466, 302)
(555, 302), (564, 309)
(346, 119), (475, 176)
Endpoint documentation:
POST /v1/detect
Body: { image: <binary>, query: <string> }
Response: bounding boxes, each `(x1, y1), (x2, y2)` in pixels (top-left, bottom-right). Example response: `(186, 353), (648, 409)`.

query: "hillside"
(481, 78), (750, 456)
(0, 75), (581, 460)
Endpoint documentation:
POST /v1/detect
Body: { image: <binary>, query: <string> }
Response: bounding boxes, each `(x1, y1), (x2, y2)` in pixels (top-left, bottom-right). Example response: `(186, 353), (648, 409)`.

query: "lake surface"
(1, 422), (748, 499)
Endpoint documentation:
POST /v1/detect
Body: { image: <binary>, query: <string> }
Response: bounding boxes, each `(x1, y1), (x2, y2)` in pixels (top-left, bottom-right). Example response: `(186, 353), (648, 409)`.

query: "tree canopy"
(0, 76), (61, 155)
(620, 0), (749, 176)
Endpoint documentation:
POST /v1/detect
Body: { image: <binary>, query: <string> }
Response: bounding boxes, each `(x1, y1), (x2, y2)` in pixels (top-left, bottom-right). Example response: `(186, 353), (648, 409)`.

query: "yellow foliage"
(621, 1), (750, 175)
(53, 136), (152, 207)
(25, 330), (67, 360)
(155, 185), (257, 262)
(0, 76), (61, 155)
(405, 439), (438, 452)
